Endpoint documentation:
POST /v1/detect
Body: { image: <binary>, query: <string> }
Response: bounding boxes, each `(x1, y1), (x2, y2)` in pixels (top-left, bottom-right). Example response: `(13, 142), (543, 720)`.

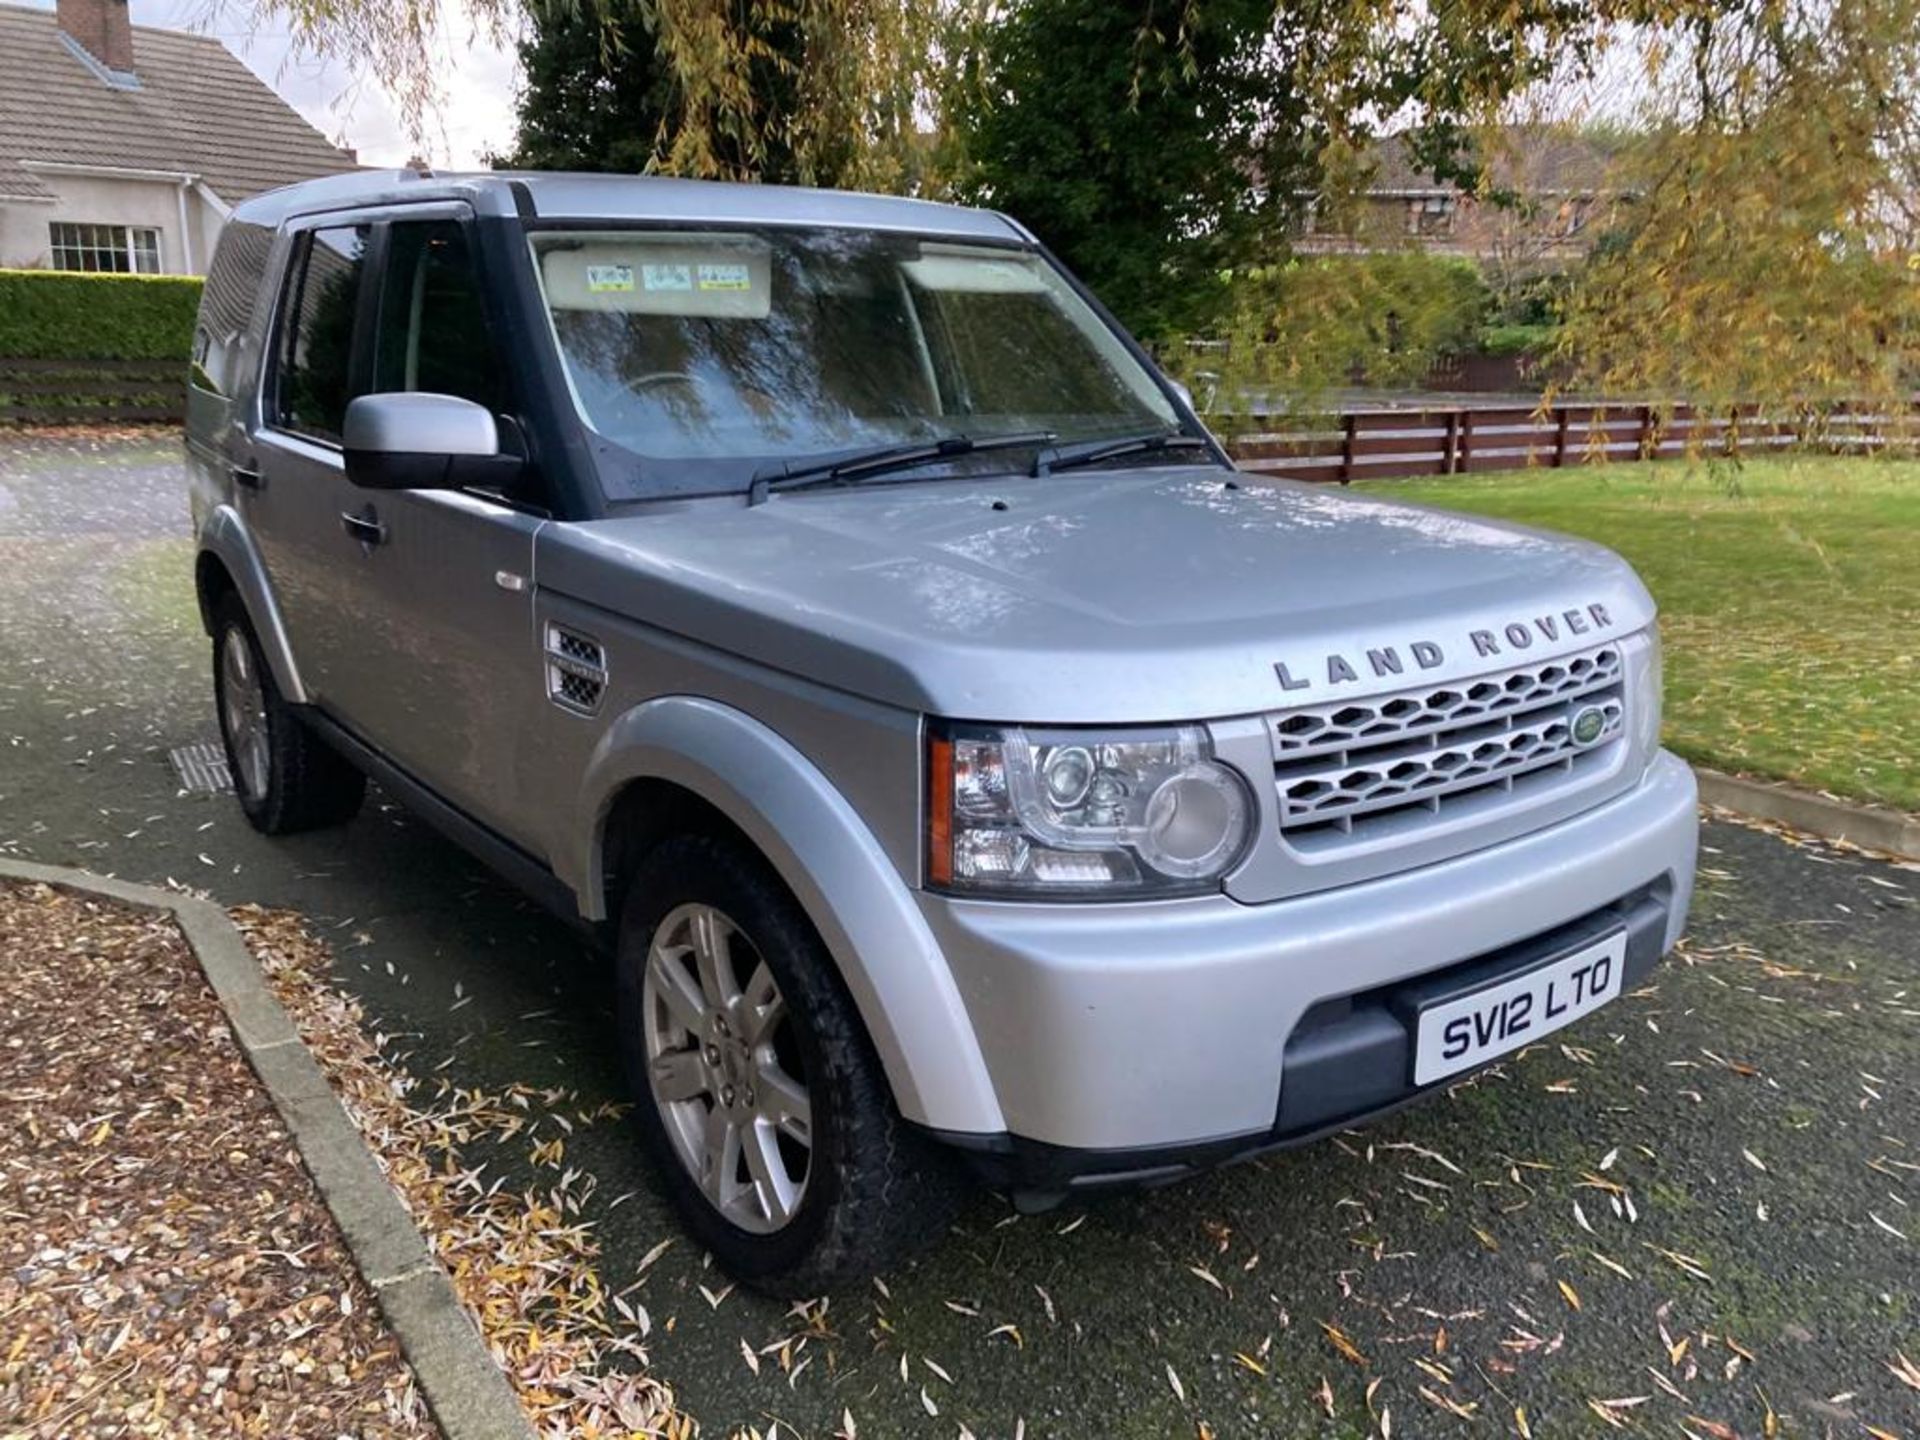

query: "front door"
(249, 209), (550, 853)
(340, 213), (551, 849)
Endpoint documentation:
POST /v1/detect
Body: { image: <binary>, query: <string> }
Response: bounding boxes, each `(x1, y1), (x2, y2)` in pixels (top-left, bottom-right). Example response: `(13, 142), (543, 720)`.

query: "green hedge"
(0, 269), (202, 361)
(1477, 322), (1559, 357)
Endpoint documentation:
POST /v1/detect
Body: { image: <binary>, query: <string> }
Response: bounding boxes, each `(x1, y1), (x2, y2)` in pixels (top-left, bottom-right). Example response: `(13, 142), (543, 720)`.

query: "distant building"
(0, 0), (360, 275)
(1298, 129), (1626, 273)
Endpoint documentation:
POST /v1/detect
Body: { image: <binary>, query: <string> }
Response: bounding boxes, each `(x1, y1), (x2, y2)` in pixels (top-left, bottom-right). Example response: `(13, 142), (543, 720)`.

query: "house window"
(48, 222), (162, 274)
(1407, 195), (1456, 237)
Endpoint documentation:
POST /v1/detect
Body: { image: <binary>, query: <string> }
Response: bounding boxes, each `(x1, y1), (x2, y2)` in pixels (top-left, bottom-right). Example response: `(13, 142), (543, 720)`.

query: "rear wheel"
(616, 832), (962, 1294)
(212, 595), (365, 834)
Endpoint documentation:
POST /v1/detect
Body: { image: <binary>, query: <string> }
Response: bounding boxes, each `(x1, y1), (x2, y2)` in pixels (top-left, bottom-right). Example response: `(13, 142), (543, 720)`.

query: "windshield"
(528, 226), (1182, 499)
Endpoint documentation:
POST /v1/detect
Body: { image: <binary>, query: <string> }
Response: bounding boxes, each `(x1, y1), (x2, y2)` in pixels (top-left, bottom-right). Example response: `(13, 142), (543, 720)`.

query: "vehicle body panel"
(573, 694), (1005, 1133)
(188, 498), (309, 703)
(920, 751), (1695, 1149)
(338, 487), (545, 845)
(542, 470), (1654, 724)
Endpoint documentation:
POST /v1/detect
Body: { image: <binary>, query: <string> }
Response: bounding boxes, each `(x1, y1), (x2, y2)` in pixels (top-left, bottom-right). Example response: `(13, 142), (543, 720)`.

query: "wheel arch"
(577, 697), (1005, 1135)
(195, 505), (307, 704)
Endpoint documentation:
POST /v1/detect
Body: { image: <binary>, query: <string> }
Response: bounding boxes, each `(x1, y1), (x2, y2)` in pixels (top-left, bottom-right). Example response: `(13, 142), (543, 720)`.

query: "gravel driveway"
(1, 431), (1915, 1439)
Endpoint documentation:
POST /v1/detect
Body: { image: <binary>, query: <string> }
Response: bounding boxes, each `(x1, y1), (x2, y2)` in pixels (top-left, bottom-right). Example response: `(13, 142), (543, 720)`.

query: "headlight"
(927, 722), (1254, 897)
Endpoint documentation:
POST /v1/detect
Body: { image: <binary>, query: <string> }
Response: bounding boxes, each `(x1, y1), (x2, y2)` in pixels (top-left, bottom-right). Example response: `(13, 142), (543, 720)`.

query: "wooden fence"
(0, 358), (188, 426)
(1226, 400), (1919, 484)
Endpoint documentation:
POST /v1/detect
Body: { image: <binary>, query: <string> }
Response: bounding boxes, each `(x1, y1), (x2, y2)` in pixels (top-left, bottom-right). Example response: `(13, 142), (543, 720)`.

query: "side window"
(274, 226), (370, 439)
(192, 219), (274, 399)
(274, 224), (369, 441)
(371, 221), (506, 414)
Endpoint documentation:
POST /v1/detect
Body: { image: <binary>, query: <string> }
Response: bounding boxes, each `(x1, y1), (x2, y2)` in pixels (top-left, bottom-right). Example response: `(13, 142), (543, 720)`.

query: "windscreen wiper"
(749, 431), (1057, 505)
(1032, 429), (1217, 477)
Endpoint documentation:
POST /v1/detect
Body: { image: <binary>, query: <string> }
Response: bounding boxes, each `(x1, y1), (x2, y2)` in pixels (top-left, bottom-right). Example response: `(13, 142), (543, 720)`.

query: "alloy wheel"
(220, 627), (270, 802)
(641, 902), (814, 1233)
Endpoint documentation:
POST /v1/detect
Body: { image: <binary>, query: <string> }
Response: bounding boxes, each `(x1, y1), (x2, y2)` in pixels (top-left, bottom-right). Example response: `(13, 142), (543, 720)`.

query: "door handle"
(231, 463), (262, 491)
(340, 508), (387, 546)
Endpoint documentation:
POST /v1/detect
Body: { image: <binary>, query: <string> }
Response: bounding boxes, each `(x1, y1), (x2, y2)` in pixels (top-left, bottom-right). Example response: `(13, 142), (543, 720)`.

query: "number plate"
(1413, 931), (1627, 1086)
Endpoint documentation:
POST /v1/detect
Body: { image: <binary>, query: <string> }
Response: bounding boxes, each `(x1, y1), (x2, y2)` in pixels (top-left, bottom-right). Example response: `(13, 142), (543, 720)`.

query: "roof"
(231, 168), (1030, 241)
(0, 2), (360, 205)
(1368, 127), (1624, 196)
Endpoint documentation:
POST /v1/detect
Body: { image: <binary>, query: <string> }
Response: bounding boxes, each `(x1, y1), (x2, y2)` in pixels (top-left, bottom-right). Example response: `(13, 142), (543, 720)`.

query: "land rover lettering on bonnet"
(1275, 601), (1617, 691)
(185, 169), (1698, 1293)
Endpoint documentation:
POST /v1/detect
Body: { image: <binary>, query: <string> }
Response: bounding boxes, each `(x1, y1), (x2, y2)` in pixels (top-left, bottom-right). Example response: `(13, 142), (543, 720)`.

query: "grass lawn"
(1358, 456), (1920, 814)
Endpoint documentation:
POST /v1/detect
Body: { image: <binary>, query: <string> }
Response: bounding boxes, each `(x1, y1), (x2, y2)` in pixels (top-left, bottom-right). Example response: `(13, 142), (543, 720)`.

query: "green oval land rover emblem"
(1571, 705), (1607, 747)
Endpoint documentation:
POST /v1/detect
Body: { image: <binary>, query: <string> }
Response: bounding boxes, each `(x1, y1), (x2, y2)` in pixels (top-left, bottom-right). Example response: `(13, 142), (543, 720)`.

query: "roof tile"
(0, 2), (361, 206)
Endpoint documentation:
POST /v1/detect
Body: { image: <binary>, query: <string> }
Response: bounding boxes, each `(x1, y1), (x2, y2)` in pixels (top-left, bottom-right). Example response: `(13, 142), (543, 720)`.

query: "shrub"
(1478, 322), (1558, 356)
(1185, 252), (1492, 404)
(0, 269), (202, 361)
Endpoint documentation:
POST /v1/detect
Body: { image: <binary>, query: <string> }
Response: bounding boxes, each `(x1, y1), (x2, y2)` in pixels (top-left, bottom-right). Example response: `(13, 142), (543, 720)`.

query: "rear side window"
(192, 219), (273, 399)
(274, 224), (369, 441)
(370, 220), (505, 413)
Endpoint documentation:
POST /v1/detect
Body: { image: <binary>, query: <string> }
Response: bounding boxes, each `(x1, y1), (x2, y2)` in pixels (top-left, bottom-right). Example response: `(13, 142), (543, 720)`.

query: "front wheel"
(615, 832), (962, 1294)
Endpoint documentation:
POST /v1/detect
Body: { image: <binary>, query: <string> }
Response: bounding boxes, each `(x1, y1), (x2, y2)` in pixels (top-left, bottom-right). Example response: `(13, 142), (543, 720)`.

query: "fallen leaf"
(1321, 1321), (1368, 1366)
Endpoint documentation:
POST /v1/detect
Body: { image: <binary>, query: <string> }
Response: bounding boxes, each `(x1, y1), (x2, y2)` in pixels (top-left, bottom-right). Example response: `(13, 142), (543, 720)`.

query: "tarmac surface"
(2, 431), (1916, 1438)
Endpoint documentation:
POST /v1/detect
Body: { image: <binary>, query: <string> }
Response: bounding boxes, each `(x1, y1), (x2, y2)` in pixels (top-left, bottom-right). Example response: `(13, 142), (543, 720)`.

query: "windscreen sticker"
(641, 263), (693, 292)
(586, 263), (636, 293)
(696, 262), (752, 292)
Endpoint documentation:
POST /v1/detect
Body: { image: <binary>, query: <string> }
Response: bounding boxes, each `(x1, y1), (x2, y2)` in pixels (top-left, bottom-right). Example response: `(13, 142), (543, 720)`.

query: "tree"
(497, 0), (675, 173)
(1555, 0), (1920, 418)
(948, 0), (1314, 339)
(1215, 252), (1490, 397)
(247, 0), (1920, 416)
(497, 0), (817, 181)
(266, 0), (945, 191)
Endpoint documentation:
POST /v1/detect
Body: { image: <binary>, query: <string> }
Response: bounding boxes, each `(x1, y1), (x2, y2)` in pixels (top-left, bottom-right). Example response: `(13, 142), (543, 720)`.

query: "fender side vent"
(545, 623), (607, 716)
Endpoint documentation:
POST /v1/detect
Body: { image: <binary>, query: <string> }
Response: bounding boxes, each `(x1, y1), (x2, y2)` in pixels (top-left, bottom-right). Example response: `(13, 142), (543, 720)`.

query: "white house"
(0, 0), (360, 276)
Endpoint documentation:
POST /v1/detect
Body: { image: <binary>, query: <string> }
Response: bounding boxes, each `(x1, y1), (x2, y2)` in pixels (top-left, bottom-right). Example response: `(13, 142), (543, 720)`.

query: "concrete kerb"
(1696, 768), (1920, 862)
(0, 857), (538, 1440)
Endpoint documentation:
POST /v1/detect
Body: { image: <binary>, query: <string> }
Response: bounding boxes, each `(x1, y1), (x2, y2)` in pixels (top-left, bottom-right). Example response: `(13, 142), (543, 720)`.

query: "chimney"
(58, 0), (135, 78)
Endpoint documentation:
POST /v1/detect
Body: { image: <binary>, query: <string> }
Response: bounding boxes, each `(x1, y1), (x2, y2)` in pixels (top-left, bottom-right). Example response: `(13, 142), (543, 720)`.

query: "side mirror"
(342, 392), (523, 491)
(1168, 379), (1195, 412)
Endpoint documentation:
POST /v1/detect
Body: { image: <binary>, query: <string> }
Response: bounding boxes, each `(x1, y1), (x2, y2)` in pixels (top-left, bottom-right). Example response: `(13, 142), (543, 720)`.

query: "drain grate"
(169, 741), (234, 796)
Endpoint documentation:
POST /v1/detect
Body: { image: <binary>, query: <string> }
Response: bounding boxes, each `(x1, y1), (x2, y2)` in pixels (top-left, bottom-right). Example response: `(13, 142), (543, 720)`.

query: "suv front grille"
(1269, 644), (1625, 851)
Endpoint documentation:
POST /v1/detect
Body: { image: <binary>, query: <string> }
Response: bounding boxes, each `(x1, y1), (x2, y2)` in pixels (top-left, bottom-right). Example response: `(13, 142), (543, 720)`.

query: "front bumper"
(915, 750), (1698, 1180)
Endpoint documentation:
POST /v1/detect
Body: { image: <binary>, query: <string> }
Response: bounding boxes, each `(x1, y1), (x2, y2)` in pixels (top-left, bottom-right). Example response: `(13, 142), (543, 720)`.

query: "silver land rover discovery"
(186, 170), (1698, 1293)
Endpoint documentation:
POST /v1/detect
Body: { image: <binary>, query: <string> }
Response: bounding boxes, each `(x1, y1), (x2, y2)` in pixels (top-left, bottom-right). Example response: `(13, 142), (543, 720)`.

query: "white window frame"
(48, 221), (164, 274)
(1407, 195), (1457, 237)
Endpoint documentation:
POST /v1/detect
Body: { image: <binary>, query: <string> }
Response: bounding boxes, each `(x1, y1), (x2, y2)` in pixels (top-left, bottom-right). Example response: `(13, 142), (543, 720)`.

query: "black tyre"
(211, 594), (366, 835)
(615, 831), (962, 1294)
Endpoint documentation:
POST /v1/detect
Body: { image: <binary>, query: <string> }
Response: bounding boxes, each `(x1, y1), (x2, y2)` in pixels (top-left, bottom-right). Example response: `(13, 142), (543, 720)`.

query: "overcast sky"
(27, 0), (524, 167)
